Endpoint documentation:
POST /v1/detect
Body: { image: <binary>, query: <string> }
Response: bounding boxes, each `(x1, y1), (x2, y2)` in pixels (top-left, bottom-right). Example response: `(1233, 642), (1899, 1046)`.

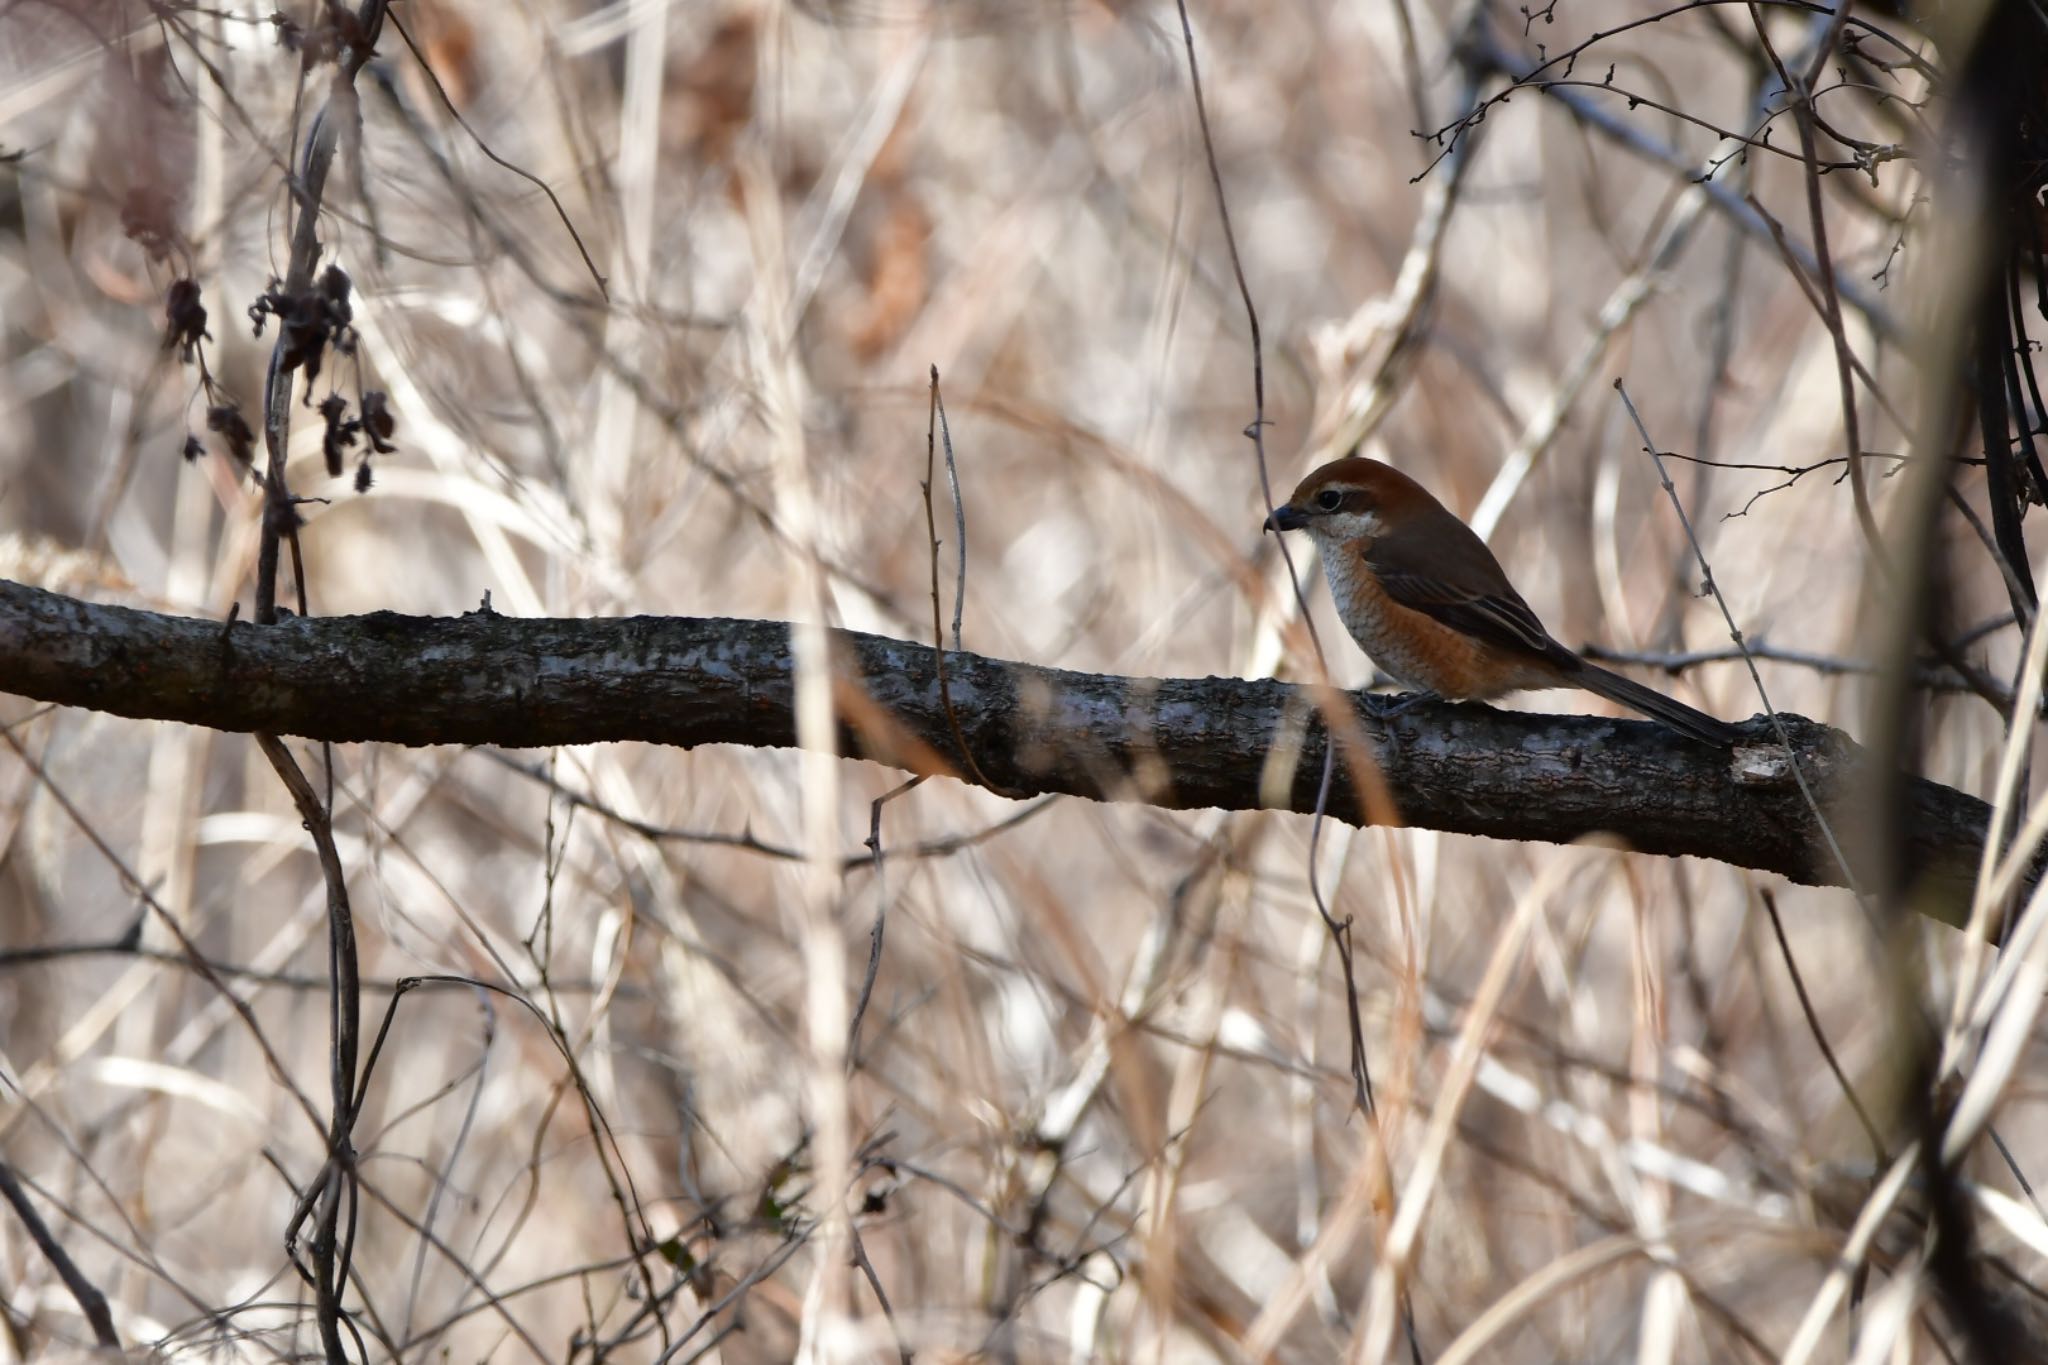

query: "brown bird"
(1265, 456), (1740, 746)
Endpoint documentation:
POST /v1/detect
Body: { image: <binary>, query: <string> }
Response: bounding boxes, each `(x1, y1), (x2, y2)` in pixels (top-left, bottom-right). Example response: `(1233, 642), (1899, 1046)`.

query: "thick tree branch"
(0, 578), (1996, 922)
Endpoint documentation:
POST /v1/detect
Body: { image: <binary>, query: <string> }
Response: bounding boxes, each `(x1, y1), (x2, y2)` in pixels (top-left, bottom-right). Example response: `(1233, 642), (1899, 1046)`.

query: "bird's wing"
(1364, 527), (1564, 662)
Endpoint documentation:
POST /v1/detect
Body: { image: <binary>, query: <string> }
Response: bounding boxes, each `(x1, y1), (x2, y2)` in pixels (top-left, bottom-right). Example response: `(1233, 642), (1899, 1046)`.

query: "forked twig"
(851, 364), (996, 1064)
(924, 367), (1011, 798)
(848, 774), (922, 1070)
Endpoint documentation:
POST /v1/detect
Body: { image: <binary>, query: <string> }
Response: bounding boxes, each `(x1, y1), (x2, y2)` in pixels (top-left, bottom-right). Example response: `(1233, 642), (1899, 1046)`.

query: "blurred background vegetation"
(1, 0), (2044, 1360)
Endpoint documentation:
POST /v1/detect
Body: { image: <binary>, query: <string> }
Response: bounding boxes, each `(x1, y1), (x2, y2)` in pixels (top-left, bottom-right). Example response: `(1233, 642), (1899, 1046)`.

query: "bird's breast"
(1321, 548), (1554, 700)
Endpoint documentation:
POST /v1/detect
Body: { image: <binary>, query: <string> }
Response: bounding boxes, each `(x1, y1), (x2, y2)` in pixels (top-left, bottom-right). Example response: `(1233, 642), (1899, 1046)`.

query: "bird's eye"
(1315, 488), (1344, 512)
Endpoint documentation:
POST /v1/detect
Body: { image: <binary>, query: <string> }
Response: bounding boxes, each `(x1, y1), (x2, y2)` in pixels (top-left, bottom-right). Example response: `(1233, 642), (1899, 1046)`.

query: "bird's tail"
(1572, 662), (1741, 747)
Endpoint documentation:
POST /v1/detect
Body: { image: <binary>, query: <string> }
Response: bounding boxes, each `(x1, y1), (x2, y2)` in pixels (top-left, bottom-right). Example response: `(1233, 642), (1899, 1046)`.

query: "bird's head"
(1264, 456), (1430, 546)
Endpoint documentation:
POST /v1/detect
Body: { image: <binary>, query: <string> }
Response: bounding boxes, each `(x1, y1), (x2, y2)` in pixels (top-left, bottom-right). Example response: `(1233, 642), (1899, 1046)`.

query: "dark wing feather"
(1364, 520), (1566, 662)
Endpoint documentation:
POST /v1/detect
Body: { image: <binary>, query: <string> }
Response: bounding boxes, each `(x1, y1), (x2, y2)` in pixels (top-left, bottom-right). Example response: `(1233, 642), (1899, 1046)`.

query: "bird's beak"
(1265, 505), (1307, 534)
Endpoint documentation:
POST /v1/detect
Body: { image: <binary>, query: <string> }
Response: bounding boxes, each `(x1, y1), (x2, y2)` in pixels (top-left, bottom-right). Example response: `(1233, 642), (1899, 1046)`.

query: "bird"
(1264, 455), (1741, 747)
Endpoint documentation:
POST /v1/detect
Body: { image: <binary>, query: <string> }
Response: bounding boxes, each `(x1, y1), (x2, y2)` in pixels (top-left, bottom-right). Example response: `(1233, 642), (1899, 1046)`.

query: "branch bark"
(0, 578), (1994, 923)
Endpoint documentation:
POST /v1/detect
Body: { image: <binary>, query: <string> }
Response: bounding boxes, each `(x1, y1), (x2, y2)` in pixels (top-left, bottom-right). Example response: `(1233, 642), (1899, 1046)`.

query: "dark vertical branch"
(0, 1161), (120, 1353)
(1963, 4), (2044, 623)
(1886, 6), (2048, 1358)
(255, 119), (334, 626)
(257, 2), (392, 627)
(251, 8), (392, 1362)
(262, 733), (363, 1365)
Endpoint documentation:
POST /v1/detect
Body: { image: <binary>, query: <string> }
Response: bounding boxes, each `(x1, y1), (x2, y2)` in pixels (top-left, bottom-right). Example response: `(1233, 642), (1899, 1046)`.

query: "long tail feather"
(1572, 662), (1740, 747)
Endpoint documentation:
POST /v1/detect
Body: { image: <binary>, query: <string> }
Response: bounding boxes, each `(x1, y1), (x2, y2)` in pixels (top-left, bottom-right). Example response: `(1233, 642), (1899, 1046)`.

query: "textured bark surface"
(0, 578), (1992, 917)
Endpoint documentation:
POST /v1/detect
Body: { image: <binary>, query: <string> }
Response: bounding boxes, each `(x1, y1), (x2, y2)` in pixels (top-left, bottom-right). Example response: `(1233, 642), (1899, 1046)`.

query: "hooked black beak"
(1265, 504), (1308, 534)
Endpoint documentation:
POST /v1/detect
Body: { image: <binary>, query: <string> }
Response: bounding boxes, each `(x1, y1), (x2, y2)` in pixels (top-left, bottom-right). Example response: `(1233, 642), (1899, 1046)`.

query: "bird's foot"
(1357, 689), (1442, 721)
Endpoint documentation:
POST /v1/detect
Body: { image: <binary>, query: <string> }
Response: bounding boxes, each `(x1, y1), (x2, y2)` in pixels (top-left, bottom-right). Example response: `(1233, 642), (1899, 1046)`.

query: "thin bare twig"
(383, 9), (607, 300)
(937, 376), (968, 652)
(1615, 376), (1867, 908)
(848, 1223), (912, 1365)
(1172, 0), (1381, 1125)
(1457, 17), (1901, 341)
(0, 1160), (120, 1352)
(482, 750), (1056, 869)
(1580, 638), (2017, 706)
(1747, 6), (1888, 573)
(1759, 889), (1887, 1160)
(353, 975), (668, 1354)
(0, 726), (328, 1133)
(262, 732), (364, 1365)
(1173, 2), (1419, 1359)
(0, 939), (601, 993)
(924, 367), (1010, 797)
(848, 774), (922, 1070)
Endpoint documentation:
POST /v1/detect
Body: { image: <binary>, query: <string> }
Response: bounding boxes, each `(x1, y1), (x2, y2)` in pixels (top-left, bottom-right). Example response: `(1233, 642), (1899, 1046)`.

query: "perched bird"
(1265, 456), (1740, 747)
